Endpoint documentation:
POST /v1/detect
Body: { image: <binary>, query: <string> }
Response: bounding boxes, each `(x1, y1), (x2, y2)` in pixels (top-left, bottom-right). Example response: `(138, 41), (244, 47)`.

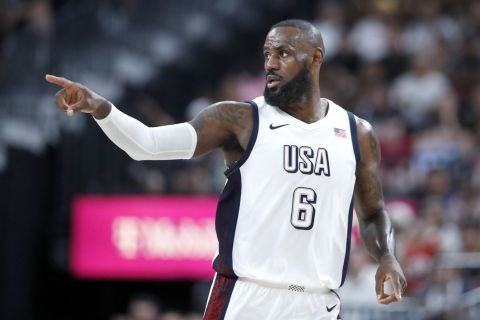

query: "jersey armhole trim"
(224, 100), (259, 177)
(347, 112), (361, 175)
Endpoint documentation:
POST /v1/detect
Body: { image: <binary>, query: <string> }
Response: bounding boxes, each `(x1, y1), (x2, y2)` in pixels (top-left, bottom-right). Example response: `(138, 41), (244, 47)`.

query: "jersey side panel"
(212, 101), (259, 277)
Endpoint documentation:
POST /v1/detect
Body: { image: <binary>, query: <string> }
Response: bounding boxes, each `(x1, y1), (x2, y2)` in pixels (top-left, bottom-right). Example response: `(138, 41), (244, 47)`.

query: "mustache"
(266, 71), (282, 78)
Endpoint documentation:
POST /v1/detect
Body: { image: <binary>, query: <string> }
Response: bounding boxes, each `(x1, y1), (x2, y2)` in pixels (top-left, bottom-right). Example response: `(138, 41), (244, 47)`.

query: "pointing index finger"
(45, 74), (74, 89)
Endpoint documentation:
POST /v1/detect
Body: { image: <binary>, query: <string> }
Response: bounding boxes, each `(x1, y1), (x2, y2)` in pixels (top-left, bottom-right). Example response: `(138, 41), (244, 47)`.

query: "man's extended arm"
(354, 117), (407, 305)
(45, 74), (251, 161)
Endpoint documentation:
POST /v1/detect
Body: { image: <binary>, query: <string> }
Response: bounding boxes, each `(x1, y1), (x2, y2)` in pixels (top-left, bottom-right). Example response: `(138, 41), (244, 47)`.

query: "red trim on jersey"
(204, 274), (237, 320)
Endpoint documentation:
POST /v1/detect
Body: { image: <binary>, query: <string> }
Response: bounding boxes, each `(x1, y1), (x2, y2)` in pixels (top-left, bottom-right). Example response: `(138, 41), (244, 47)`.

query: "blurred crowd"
(168, 2), (480, 317)
(109, 293), (202, 320)
(1, 0), (480, 319)
(310, 1), (480, 318)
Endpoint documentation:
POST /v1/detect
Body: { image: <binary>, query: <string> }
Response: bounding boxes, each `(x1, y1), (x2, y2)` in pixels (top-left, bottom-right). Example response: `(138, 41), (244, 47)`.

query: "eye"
(264, 51), (271, 59)
(280, 50), (289, 58)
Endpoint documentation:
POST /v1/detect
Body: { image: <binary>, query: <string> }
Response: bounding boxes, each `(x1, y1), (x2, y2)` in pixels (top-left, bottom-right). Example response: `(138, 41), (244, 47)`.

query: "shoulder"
(203, 101), (253, 124)
(353, 116), (380, 164)
(210, 100), (253, 111)
(354, 116), (375, 138)
(190, 100), (254, 134)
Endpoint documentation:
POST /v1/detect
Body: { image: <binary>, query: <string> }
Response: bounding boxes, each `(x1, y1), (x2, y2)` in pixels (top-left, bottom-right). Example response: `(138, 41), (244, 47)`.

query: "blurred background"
(0, 0), (480, 319)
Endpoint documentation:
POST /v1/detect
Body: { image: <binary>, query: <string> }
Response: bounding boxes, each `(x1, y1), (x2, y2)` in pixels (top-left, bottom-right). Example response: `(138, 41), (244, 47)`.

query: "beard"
(264, 64), (311, 109)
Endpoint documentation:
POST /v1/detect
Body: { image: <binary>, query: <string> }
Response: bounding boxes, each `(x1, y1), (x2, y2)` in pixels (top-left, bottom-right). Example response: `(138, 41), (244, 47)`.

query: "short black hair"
(270, 19), (325, 53)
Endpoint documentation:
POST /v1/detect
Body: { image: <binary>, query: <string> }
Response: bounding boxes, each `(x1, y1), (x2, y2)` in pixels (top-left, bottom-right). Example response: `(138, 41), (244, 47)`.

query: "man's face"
(263, 27), (312, 108)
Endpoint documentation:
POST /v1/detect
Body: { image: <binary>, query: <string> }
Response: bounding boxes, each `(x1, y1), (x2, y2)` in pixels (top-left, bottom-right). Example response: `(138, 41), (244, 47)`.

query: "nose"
(265, 54), (280, 72)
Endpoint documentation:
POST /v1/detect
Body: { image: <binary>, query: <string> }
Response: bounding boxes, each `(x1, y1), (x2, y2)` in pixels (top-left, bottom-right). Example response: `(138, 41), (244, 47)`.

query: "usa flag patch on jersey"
(334, 128), (346, 138)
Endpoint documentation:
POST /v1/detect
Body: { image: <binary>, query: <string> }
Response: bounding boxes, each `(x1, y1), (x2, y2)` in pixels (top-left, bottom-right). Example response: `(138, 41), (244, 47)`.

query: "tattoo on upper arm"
(355, 122), (384, 213)
(369, 129), (380, 162)
(204, 103), (249, 131)
(189, 102), (251, 155)
(356, 166), (382, 205)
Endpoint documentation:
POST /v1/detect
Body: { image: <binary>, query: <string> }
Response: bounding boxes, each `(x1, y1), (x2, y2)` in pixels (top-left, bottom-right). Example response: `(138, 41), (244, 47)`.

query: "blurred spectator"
(338, 245), (379, 306)
(459, 214), (480, 253)
(389, 51), (451, 130)
(111, 293), (163, 320)
(400, 0), (462, 55)
(348, 4), (391, 62)
(460, 83), (480, 135)
(401, 208), (440, 294)
(376, 116), (413, 195)
(313, 1), (345, 61)
(160, 312), (183, 320)
(127, 293), (162, 320)
(423, 267), (465, 314)
(185, 73), (241, 120)
(0, 0), (52, 39)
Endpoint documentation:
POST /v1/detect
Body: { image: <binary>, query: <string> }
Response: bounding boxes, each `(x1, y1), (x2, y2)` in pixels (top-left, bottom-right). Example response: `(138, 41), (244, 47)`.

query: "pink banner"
(70, 196), (218, 280)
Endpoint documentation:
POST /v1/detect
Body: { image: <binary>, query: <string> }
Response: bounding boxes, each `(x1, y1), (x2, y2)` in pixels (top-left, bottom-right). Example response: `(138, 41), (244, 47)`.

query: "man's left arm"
(353, 117), (407, 304)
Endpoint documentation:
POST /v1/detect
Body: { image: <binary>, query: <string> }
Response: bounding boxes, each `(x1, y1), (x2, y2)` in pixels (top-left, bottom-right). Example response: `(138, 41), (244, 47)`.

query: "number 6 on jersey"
(291, 187), (317, 230)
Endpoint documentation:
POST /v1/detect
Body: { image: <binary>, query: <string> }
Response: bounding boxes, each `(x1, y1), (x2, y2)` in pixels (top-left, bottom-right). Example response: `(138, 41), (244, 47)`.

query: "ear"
(311, 47), (324, 67)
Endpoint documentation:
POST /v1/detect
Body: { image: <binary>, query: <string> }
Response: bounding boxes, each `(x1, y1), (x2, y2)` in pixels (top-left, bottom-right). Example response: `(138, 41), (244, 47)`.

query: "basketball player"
(46, 19), (406, 320)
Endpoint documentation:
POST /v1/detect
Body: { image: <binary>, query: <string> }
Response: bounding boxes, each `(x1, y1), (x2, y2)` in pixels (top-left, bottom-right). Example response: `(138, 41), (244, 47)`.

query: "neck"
(280, 87), (326, 123)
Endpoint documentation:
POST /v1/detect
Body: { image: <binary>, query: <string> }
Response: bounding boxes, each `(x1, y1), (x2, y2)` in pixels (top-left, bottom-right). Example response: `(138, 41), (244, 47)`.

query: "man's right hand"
(45, 74), (111, 119)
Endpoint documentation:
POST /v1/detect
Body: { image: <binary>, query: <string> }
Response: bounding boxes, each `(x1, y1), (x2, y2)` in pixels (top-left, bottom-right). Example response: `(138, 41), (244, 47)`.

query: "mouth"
(267, 75), (282, 89)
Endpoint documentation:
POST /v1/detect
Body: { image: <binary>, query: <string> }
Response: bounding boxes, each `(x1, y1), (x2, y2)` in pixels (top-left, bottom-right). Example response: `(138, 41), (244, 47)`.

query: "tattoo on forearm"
(360, 210), (394, 262)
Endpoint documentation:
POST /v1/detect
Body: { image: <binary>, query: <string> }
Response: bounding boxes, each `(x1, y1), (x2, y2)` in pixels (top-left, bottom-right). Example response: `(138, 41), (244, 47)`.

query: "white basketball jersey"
(212, 96), (360, 290)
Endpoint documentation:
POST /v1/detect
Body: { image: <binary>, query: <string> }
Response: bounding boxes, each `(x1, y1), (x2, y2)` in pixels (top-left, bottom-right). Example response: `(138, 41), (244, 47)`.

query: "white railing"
(425, 286), (480, 320)
(341, 287), (480, 320)
(340, 298), (425, 320)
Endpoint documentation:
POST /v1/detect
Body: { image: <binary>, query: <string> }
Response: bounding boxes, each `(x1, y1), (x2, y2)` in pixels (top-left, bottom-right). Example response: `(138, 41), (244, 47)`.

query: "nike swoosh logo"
(269, 123), (289, 130)
(326, 304), (337, 312)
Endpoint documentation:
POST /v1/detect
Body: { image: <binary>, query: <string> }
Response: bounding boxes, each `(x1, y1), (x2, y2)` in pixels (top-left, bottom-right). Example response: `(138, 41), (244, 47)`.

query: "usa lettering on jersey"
(283, 145), (330, 176)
